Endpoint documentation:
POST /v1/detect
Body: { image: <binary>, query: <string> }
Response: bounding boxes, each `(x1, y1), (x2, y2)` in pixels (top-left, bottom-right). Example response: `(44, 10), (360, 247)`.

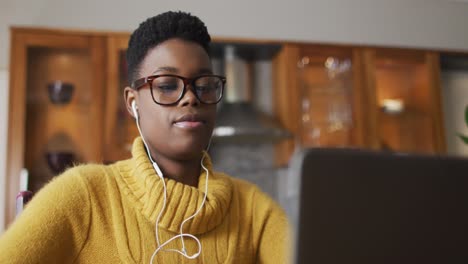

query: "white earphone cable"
(132, 101), (209, 263)
(134, 103), (166, 248)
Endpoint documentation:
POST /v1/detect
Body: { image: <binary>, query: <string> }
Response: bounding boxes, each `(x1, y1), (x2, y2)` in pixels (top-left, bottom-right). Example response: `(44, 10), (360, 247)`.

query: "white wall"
(1, 0), (468, 70)
(1, 0), (468, 231)
(0, 70), (8, 234)
(441, 71), (468, 156)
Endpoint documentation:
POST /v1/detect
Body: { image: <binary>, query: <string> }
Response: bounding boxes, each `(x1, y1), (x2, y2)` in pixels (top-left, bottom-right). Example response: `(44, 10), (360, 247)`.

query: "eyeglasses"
(131, 74), (226, 105)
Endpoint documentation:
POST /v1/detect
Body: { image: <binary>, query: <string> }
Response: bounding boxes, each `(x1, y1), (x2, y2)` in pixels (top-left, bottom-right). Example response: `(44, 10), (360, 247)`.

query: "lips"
(173, 113), (205, 129)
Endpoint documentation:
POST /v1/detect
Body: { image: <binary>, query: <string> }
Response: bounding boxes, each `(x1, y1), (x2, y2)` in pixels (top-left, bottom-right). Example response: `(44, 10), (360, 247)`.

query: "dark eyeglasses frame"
(131, 74), (226, 106)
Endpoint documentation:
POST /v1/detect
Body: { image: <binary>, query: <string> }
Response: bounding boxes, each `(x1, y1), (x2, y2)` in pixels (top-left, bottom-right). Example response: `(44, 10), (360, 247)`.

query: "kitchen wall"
(0, 70), (8, 233)
(210, 60), (280, 200)
(1, 0), (468, 70)
(441, 71), (468, 156)
(2, 0), (468, 233)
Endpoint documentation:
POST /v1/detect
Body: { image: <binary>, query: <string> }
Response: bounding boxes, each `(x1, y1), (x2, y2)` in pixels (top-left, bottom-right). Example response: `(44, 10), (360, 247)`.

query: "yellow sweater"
(0, 138), (290, 263)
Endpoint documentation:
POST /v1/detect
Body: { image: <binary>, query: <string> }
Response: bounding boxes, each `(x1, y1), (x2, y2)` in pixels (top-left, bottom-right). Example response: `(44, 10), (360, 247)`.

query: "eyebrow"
(152, 66), (213, 75)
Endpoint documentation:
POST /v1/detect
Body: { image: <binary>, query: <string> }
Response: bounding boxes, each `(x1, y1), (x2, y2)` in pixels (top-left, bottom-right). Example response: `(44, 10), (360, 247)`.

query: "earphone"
(131, 100), (139, 119)
(130, 99), (209, 263)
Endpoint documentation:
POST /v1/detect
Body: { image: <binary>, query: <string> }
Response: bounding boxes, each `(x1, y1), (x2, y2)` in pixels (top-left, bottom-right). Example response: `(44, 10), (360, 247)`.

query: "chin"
(172, 141), (207, 160)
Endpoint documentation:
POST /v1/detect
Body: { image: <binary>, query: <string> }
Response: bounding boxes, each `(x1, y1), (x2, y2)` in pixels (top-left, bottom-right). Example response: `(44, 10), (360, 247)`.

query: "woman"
(0, 11), (289, 263)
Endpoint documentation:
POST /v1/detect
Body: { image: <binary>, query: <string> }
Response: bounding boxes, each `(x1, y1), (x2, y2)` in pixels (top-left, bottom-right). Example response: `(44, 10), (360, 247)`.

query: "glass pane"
(299, 56), (354, 147)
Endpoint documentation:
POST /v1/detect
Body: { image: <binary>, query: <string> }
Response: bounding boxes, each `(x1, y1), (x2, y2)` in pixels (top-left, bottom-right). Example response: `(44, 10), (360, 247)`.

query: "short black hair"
(126, 11), (211, 84)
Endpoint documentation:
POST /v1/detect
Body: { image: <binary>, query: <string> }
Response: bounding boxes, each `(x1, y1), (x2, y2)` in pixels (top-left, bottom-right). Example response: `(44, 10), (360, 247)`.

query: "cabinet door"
(104, 35), (138, 162)
(297, 45), (365, 148)
(6, 28), (105, 225)
(363, 48), (445, 154)
(273, 44), (366, 165)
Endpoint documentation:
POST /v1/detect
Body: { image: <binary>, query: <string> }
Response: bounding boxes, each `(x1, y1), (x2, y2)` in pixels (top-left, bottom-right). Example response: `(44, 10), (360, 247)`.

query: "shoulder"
(219, 172), (290, 258)
(229, 174), (278, 205)
(13, 164), (104, 227)
(35, 163), (105, 199)
(66, 162), (115, 181)
(60, 161), (122, 187)
(36, 162), (118, 203)
(218, 172), (286, 219)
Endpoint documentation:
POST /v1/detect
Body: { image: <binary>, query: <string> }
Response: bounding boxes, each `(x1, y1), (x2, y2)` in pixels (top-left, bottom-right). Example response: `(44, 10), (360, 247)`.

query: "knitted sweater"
(0, 138), (290, 263)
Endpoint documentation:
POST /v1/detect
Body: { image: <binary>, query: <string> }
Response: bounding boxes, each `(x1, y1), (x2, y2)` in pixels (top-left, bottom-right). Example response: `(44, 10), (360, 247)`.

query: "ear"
(124, 87), (137, 119)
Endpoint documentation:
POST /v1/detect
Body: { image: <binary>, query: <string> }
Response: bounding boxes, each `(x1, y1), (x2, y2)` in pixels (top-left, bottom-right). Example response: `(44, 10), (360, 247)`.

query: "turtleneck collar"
(118, 137), (233, 235)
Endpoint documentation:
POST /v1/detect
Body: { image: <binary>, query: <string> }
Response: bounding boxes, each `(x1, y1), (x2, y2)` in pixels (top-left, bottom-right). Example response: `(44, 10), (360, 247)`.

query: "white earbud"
(131, 100), (139, 119)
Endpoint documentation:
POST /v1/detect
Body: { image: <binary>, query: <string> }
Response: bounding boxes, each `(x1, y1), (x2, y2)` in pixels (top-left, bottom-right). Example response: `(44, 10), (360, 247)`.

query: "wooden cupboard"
(273, 45), (446, 165)
(104, 34), (136, 162)
(361, 48), (446, 153)
(6, 28), (106, 225)
(5, 27), (448, 227)
(273, 44), (367, 165)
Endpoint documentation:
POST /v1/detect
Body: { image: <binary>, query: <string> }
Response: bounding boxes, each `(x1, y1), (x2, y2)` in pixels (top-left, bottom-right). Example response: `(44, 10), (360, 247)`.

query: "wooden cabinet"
(5, 29), (138, 226)
(362, 48), (446, 153)
(273, 44), (368, 165)
(4, 27), (448, 226)
(273, 44), (446, 165)
(104, 34), (136, 162)
(6, 28), (106, 225)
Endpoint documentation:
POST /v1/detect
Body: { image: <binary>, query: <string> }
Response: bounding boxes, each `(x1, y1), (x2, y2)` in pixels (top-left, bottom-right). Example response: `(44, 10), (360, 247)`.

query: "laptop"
(291, 148), (468, 264)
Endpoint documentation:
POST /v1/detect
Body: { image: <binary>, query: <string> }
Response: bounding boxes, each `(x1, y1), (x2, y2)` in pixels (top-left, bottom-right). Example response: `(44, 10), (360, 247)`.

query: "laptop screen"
(292, 148), (468, 264)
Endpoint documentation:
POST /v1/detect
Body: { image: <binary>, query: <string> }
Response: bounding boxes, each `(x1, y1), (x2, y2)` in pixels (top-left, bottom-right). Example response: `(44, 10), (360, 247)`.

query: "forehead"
(139, 38), (212, 77)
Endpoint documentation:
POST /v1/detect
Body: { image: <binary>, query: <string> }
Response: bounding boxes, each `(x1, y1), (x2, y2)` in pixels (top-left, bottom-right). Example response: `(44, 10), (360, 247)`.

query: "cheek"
(139, 105), (170, 137)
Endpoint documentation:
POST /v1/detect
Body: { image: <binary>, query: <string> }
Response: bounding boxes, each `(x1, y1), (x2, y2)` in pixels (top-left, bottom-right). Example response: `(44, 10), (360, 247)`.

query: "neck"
(150, 152), (202, 187)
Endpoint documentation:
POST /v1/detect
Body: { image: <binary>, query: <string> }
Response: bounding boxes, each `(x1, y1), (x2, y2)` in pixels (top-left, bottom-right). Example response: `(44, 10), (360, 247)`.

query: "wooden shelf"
(6, 28), (106, 226)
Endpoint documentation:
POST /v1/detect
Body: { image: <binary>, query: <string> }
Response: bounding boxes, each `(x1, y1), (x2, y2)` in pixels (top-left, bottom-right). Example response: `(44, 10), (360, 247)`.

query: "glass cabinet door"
(297, 46), (358, 147)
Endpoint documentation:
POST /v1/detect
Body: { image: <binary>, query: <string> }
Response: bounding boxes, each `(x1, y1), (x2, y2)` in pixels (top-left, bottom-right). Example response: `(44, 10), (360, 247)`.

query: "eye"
(196, 83), (216, 93)
(156, 83), (178, 92)
(152, 77), (180, 93)
(195, 77), (221, 93)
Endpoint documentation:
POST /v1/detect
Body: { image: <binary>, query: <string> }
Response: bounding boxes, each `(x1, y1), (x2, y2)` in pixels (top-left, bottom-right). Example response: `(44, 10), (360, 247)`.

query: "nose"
(179, 85), (200, 107)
